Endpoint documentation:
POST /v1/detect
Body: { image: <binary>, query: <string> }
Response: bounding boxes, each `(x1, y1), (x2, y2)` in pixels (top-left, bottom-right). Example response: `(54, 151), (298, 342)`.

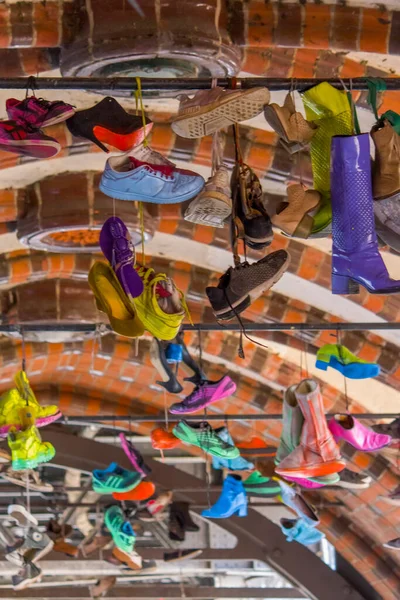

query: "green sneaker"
(172, 420), (240, 459)
(104, 506), (135, 554)
(243, 471), (281, 497)
(7, 426), (55, 471)
(316, 344), (380, 379)
(92, 463), (141, 494)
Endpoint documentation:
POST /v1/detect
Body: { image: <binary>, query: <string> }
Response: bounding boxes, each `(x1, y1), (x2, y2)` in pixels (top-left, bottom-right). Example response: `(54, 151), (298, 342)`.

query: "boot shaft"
(276, 386), (304, 464)
(372, 120), (400, 200)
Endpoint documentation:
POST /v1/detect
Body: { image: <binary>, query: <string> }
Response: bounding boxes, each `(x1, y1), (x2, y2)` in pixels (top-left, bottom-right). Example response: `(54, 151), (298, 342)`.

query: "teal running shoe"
(104, 505), (136, 553)
(212, 427), (253, 471)
(92, 462), (141, 494)
(243, 471), (281, 497)
(173, 420), (240, 459)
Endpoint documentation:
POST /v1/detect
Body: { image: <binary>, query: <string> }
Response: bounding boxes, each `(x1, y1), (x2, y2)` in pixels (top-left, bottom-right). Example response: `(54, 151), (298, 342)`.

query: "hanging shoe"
(66, 97), (153, 152)
(164, 549), (203, 562)
(236, 437), (276, 458)
(278, 479), (319, 527)
(372, 417), (400, 448)
(172, 420), (240, 459)
(280, 518), (325, 546)
(137, 491), (173, 522)
(211, 427), (254, 471)
(243, 471), (281, 497)
(113, 481), (156, 502)
(10, 529), (54, 563)
(0, 467), (53, 491)
(172, 87), (270, 139)
(8, 504), (38, 527)
(150, 338), (183, 394)
(168, 503), (186, 542)
(119, 433), (151, 477)
(264, 93), (317, 153)
(52, 538), (79, 557)
(0, 120), (60, 158)
(81, 534), (112, 557)
(0, 447), (11, 463)
(272, 184), (321, 238)
(275, 385), (304, 467)
(231, 159), (273, 250)
(92, 463), (142, 494)
(206, 250), (290, 321)
(383, 537), (400, 550)
(175, 331), (207, 385)
(331, 133), (400, 295)
(88, 261), (145, 338)
(202, 474), (247, 519)
(6, 96), (75, 128)
(12, 561), (42, 590)
(185, 165), (232, 227)
(0, 385), (61, 437)
(150, 427), (181, 450)
(316, 344), (380, 379)
(335, 468), (372, 490)
(275, 379), (345, 479)
(90, 576), (117, 598)
(8, 426), (55, 470)
(111, 547), (155, 571)
(170, 501), (199, 532)
(99, 217), (144, 300)
(169, 376), (236, 415)
(133, 266), (187, 341)
(371, 119), (400, 251)
(379, 485), (400, 506)
(328, 414), (392, 452)
(282, 475), (326, 489)
(104, 505), (136, 554)
(100, 151), (204, 203)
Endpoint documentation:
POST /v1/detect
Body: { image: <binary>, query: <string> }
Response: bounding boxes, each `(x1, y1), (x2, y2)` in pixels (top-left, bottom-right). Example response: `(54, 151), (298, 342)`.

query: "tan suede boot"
(272, 184), (321, 238)
(264, 93), (317, 153)
(372, 120), (400, 201)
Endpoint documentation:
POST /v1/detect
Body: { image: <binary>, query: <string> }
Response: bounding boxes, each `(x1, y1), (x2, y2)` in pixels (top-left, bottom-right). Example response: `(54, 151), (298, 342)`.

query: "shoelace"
(129, 157), (174, 180)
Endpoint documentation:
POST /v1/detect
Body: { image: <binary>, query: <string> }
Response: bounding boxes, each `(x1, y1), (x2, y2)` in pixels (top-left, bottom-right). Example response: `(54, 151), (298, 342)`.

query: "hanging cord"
(339, 77), (360, 135)
(134, 76), (148, 262)
(366, 77), (387, 122)
(336, 328), (349, 413)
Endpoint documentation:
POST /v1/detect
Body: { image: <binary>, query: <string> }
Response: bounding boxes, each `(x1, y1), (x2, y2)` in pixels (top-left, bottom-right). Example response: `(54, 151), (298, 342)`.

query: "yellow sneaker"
(133, 266), (189, 340)
(7, 425), (55, 471)
(0, 377), (61, 437)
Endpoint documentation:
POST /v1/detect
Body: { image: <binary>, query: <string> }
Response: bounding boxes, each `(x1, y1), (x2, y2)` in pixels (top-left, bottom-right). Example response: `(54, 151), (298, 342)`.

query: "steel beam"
(42, 431), (365, 600)
(0, 76), (399, 92)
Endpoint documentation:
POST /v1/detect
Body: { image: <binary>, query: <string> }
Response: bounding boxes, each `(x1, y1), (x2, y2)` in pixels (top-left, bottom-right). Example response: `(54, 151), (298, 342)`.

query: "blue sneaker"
(280, 518), (325, 546)
(99, 145), (204, 203)
(212, 427), (254, 471)
(92, 462), (141, 494)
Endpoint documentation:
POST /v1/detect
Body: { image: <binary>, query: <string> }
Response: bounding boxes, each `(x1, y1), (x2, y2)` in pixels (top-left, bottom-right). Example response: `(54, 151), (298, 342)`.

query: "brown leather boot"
(372, 120), (400, 201)
(264, 93), (317, 153)
(81, 535), (112, 557)
(52, 538), (79, 558)
(272, 184), (321, 238)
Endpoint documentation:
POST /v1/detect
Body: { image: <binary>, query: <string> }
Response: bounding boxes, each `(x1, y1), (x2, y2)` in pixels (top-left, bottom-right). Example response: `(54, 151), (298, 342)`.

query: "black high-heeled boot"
(171, 501), (199, 533)
(66, 97), (153, 153)
(150, 338), (183, 394)
(175, 332), (206, 385)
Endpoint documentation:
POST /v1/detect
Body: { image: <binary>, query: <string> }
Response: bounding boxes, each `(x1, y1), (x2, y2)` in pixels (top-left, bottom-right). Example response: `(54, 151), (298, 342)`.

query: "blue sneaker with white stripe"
(92, 462), (141, 494)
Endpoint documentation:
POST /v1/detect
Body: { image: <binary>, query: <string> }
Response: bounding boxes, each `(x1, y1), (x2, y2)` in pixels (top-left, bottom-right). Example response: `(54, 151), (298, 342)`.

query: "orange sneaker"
(112, 481), (156, 502)
(151, 427), (181, 450)
(237, 437), (277, 458)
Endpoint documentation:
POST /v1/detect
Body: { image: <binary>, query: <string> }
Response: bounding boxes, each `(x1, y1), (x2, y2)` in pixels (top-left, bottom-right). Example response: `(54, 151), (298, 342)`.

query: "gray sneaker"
(383, 537), (400, 550)
(206, 250), (290, 320)
(335, 469), (372, 490)
(12, 561), (42, 590)
(16, 529), (54, 563)
(372, 418), (400, 445)
(379, 485), (400, 506)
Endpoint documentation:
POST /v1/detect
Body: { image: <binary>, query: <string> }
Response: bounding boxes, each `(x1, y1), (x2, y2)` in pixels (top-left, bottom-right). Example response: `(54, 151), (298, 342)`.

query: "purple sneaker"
(0, 121), (60, 158)
(169, 376), (236, 415)
(119, 433), (151, 477)
(6, 97), (75, 129)
(99, 217), (144, 299)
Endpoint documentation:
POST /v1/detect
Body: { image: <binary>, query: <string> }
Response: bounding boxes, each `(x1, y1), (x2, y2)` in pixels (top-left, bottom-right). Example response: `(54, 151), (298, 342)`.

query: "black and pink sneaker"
(0, 121), (61, 159)
(6, 97), (75, 129)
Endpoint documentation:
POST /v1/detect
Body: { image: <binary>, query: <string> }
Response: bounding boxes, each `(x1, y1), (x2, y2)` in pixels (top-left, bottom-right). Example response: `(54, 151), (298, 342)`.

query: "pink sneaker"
(283, 476), (325, 489)
(6, 97), (75, 129)
(329, 414), (392, 452)
(0, 121), (60, 158)
(169, 376), (236, 414)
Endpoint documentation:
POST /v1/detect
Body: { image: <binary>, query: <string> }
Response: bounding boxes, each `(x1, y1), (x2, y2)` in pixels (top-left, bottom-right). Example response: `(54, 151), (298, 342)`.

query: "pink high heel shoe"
(328, 414), (392, 452)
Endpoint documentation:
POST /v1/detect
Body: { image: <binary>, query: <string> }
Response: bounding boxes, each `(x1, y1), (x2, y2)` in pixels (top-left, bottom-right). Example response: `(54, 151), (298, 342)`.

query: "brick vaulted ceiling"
(0, 1), (400, 598)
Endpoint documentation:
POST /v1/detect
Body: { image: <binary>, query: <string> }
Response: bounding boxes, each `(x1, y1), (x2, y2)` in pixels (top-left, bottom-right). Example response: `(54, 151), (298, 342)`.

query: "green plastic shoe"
(316, 344), (380, 379)
(104, 505), (136, 554)
(243, 471), (281, 497)
(172, 420), (240, 459)
(7, 426), (55, 471)
(310, 195), (332, 236)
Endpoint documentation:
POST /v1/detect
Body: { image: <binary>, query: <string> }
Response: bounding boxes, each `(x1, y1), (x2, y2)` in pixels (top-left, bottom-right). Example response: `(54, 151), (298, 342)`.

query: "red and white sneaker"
(6, 97), (75, 129)
(0, 121), (60, 158)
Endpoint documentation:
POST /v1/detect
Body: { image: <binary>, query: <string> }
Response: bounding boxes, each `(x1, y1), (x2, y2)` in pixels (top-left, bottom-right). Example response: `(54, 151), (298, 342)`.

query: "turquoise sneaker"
(316, 344), (380, 379)
(104, 505), (136, 553)
(212, 427), (253, 471)
(280, 518), (325, 546)
(173, 420), (240, 459)
(243, 471), (281, 497)
(92, 463), (141, 494)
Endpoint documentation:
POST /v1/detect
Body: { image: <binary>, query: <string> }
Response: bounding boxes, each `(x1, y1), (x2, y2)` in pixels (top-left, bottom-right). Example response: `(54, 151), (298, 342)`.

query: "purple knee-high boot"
(331, 134), (400, 295)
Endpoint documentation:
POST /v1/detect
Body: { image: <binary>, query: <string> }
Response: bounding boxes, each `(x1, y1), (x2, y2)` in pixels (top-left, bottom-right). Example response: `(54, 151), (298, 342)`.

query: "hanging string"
(303, 340), (309, 378)
(113, 197), (116, 219)
(134, 77), (148, 147)
(163, 388), (169, 430)
(337, 328), (349, 412)
(138, 201), (145, 266)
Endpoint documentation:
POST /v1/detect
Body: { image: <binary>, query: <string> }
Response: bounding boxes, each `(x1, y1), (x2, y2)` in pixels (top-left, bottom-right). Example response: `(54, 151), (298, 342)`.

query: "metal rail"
(2, 76), (400, 92)
(2, 322), (400, 333)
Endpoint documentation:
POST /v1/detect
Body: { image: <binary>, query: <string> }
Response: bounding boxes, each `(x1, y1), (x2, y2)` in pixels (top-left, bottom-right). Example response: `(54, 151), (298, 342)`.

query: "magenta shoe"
(169, 376), (236, 414)
(0, 120), (60, 158)
(6, 97), (75, 129)
(329, 414), (392, 451)
(119, 433), (151, 477)
(100, 217), (144, 299)
(283, 476), (325, 489)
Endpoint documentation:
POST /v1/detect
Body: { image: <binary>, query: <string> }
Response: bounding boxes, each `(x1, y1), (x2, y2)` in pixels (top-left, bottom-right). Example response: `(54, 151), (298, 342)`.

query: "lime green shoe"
(316, 344), (380, 379)
(104, 505), (136, 553)
(243, 471), (281, 497)
(310, 195), (332, 236)
(173, 420), (240, 459)
(7, 426), (55, 471)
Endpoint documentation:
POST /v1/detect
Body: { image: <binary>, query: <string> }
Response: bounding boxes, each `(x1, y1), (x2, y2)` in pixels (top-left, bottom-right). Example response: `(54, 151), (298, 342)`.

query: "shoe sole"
(211, 255), (290, 320)
(172, 88), (270, 138)
(0, 410), (62, 437)
(99, 180), (204, 203)
(184, 197), (232, 228)
(0, 138), (60, 159)
(31, 539), (54, 563)
(383, 543), (400, 550)
(12, 446), (56, 471)
(94, 122), (153, 152)
(164, 549), (203, 562)
(42, 109), (76, 128)
(276, 460), (346, 478)
(169, 382), (236, 414)
(334, 481), (371, 490)
(8, 504), (38, 527)
(378, 496), (400, 506)
(13, 572), (42, 591)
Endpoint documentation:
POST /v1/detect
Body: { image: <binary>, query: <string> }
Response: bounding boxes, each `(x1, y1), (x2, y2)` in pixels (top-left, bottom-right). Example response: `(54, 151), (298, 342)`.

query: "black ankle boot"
(171, 501), (199, 533)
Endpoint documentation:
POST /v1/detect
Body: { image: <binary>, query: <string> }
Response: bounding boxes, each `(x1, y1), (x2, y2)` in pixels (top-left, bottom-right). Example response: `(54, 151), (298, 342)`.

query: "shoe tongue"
(129, 157), (173, 177)
(121, 521), (134, 536)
